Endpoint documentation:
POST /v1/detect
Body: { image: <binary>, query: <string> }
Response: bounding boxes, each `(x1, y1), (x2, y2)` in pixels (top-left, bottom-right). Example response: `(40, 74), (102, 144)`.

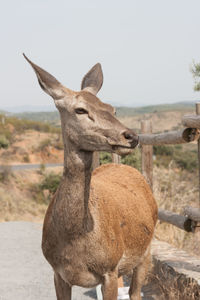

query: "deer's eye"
(75, 108), (88, 115)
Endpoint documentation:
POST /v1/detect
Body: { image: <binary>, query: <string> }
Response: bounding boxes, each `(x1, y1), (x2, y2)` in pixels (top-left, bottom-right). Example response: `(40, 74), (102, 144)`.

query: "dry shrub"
(53, 134), (64, 150)
(0, 165), (12, 182)
(0, 134), (9, 148)
(30, 171), (62, 204)
(37, 138), (52, 151)
(0, 178), (47, 222)
(153, 165), (200, 256)
(23, 154), (30, 163)
(147, 271), (200, 300)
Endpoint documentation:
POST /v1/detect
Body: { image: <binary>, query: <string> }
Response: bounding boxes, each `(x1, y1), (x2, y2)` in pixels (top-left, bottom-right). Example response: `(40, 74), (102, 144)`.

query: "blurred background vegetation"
(0, 114), (61, 149)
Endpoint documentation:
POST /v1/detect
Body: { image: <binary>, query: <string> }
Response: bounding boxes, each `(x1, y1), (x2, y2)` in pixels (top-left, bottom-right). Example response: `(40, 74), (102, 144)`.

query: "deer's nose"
(123, 130), (139, 147)
(123, 131), (135, 140)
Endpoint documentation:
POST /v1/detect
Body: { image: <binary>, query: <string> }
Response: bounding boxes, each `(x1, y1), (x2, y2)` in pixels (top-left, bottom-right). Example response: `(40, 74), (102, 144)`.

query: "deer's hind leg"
(54, 272), (72, 300)
(129, 248), (151, 300)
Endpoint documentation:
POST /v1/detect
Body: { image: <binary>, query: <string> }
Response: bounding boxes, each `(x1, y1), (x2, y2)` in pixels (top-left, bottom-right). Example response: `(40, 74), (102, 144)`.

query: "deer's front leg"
(54, 272), (72, 300)
(101, 270), (118, 300)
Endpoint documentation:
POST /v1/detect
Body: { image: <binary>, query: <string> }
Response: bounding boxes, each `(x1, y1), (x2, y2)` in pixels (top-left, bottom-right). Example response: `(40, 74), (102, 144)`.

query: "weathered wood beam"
(196, 103), (200, 208)
(92, 152), (100, 170)
(182, 114), (200, 129)
(138, 128), (199, 146)
(184, 206), (200, 222)
(112, 153), (121, 164)
(141, 120), (153, 189)
(158, 208), (193, 232)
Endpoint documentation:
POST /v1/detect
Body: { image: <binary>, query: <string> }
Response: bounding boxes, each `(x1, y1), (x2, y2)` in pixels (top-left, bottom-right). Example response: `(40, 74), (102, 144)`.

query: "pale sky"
(0, 0), (200, 111)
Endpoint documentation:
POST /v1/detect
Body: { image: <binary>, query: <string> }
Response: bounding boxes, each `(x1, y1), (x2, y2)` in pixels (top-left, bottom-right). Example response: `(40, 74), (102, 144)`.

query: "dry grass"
(118, 110), (193, 133)
(0, 188), (46, 222)
(153, 165), (200, 256)
(0, 170), (48, 222)
(0, 130), (63, 164)
(0, 167), (64, 222)
(146, 272), (200, 300)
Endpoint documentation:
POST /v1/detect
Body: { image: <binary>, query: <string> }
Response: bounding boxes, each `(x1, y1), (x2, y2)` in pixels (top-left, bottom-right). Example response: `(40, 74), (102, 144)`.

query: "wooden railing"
(92, 102), (200, 233)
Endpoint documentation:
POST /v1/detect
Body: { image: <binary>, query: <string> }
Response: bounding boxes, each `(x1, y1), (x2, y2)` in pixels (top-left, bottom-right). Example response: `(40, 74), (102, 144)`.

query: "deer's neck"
(54, 142), (94, 238)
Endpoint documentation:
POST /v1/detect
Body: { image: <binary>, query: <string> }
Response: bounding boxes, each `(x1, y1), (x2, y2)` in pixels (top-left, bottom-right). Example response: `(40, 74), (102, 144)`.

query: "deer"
(24, 54), (157, 300)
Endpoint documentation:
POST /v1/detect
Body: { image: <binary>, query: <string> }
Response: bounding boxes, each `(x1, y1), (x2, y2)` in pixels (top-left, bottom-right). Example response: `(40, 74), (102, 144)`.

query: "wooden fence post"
(92, 152), (121, 170)
(112, 153), (121, 164)
(194, 103), (200, 244)
(196, 102), (200, 208)
(141, 120), (153, 189)
(1, 116), (5, 125)
(92, 152), (100, 170)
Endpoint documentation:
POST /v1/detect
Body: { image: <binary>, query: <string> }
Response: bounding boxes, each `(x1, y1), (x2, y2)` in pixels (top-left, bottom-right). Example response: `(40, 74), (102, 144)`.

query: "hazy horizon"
(0, 0), (200, 110)
(0, 100), (197, 114)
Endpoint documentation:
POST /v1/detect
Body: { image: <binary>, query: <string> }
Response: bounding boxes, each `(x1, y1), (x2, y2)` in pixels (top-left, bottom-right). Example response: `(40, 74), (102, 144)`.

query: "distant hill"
(115, 101), (196, 117)
(0, 100), (197, 136)
(8, 101), (196, 124)
(0, 110), (7, 115)
(14, 111), (59, 124)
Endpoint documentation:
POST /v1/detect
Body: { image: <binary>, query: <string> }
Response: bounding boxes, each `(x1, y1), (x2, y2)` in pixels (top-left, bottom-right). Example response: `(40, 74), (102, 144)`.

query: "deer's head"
(24, 54), (138, 155)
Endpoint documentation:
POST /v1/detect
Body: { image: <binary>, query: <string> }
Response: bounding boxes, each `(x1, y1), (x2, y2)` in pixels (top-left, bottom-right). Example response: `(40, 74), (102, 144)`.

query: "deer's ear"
(81, 63), (103, 95)
(23, 53), (66, 100)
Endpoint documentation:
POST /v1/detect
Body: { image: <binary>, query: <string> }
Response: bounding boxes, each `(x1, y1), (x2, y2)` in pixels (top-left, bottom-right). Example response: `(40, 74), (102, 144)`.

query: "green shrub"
(0, 127), (12, 143)
(53, 135), (64, 150)
(0, 114), (61, 144)
(30, 172), (62, 204)
(40, 172), (62, 194)
(153, 145), (174, 156)
(0, 165), (12, 182)
(153, 144), (198, 172)
(37, 139), (51, 151)
(173, 150), (197, 171)
(99, 149), (141, 171)
(154, 155), (172, 168)
(100, 152), (112, 164)
(23, 154), (30, 163)
(30, 183), (46, 204)
(121, 148), (141, 171)
(39, 163), (46, 174)
(0, 135), (9, 149)
(174, 144), (182, 150)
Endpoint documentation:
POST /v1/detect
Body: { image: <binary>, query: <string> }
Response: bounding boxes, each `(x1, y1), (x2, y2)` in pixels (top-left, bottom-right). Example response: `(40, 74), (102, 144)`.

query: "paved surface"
(0, 163), (63, 172)
(0, 222), (158, 300)
(3, 222), (197, 298)
(0, 222), (96, 300)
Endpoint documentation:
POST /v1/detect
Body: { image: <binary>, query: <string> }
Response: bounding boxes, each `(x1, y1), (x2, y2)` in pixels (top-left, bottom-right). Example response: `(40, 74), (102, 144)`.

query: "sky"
(0, 0), (200, 111)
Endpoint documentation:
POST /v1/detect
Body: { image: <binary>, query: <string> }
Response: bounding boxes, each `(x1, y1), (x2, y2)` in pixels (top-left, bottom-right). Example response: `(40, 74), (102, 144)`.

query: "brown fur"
(24, 55), (158, 300)
(42, 162), (157, 300)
